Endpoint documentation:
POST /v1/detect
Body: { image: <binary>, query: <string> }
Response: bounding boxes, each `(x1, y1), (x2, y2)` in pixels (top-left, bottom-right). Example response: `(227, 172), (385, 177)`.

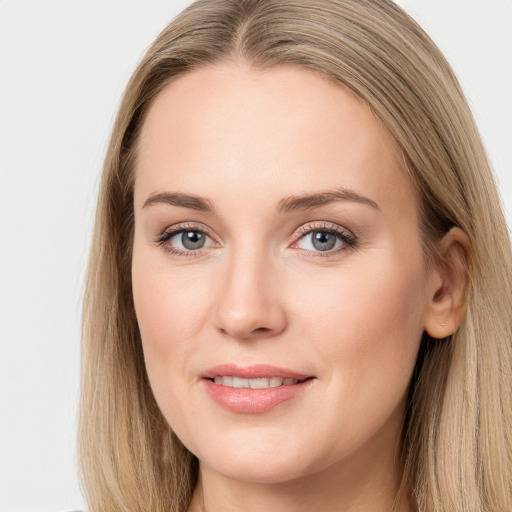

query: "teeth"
(213, 376), (300, 388)
(250, 378), (275, 389)
(269, 377), (282, 387)
(233, 377), (249, 388)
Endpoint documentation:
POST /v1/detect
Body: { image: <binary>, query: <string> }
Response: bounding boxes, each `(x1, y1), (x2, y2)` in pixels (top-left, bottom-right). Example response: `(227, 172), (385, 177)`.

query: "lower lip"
(202, 378), (315, 413)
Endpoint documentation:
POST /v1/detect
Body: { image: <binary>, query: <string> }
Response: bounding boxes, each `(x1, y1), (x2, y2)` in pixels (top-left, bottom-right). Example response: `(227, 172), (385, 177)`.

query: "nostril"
(214, 295), (288, 340)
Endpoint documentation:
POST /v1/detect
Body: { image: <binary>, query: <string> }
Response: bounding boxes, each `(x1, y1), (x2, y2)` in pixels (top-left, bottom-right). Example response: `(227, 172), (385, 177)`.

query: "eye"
(297, 231), (343, 252)
(171, 230), (210, 250)
(293, 223), (357, 254)
(156, 224), (216, 255)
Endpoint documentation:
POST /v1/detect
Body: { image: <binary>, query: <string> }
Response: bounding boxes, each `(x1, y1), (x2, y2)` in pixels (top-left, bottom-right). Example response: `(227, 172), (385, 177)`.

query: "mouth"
(201, 364), (316, 413)
(210, 376), (308, 388)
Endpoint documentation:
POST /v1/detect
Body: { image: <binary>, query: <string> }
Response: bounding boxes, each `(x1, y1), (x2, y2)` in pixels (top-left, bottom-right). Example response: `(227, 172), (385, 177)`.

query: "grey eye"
(161, 226), (216, 254)
(296, 230), (346, 252)
(311, 231), (337, 251)
(181, 231), (206, 250)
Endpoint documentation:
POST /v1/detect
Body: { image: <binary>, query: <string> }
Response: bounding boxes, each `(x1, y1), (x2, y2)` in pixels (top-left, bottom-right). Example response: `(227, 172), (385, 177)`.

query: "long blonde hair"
(79, 1), (512, 510)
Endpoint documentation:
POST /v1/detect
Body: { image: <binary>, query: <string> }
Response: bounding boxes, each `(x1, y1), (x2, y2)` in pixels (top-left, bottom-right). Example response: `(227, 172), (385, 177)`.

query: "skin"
(131, 63), (466, 512)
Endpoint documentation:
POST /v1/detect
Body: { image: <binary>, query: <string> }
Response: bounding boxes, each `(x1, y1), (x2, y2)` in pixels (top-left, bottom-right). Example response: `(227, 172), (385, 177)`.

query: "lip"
(201, 364), (316, 414)
(202, 364), (311, 380)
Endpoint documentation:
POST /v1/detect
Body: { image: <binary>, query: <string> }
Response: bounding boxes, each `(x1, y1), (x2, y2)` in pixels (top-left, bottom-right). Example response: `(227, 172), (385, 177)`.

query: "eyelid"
(153, 222), (219, 257)
(292, 220), (355, 241)
(153, 220), (357, 258)
(290, 221), (357, 254)
(155, 222), (217, 241)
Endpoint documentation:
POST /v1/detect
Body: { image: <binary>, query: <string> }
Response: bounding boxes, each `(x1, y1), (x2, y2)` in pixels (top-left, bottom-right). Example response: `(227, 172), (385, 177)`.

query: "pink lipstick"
(201, 364), (315, 413)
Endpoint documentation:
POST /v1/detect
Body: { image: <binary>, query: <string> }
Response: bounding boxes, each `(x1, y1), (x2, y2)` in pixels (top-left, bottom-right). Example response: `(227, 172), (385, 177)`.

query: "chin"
(203, 451), (314, 484)
(186, 426), (323, 485)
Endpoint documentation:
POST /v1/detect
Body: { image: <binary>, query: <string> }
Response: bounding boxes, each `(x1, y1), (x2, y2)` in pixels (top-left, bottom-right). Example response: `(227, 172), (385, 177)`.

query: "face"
(132, 63), (435, 485)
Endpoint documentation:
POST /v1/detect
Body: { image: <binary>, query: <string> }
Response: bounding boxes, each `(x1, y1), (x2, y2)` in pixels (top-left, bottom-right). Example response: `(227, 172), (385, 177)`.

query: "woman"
(79, 0), (512, 510)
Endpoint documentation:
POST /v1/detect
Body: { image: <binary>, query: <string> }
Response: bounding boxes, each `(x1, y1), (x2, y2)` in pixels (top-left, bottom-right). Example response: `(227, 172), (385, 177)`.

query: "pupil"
(312, 231), (336, 251)
(182, 231), (205, 250)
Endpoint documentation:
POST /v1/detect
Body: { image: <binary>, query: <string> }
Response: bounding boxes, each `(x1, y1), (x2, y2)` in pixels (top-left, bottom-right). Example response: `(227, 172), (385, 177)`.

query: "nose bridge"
(214, 240), (286, 340)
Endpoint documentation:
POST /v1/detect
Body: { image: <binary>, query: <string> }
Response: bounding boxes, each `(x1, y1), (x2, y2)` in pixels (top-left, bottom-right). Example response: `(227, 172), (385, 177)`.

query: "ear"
(423, 227), (471, 339)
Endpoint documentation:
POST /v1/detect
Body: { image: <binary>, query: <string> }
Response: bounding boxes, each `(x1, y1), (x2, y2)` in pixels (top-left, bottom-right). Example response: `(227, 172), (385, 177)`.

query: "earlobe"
(423, 227), (471, 339)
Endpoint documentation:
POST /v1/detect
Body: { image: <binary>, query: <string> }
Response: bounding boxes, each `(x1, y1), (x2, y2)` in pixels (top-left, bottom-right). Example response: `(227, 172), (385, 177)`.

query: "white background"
(0, 1), (510, 511)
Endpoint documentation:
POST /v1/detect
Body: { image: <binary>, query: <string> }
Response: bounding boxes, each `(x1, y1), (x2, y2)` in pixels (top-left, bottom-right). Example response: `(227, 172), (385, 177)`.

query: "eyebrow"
(276, 188), (380, 213)
(142, 192), (214, 212)
(142, 187), (380, 214)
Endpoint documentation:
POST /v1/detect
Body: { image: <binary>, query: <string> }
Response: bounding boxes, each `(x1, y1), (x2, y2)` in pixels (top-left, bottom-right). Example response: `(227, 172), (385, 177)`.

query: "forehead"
(134, 63), (416, 218)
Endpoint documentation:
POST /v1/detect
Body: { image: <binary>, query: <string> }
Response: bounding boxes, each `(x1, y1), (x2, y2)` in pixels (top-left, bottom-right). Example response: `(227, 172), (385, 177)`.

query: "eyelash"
(154, 222), (217, 259)
(292, 221), (357, 258)
(154, 221), (357, 259)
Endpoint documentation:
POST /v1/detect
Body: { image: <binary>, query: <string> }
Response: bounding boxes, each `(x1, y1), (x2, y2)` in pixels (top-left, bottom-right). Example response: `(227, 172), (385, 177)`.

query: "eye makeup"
(154, 222), (218, 259)
(152, 219), (358, 259)
(291, 221), (357, 258)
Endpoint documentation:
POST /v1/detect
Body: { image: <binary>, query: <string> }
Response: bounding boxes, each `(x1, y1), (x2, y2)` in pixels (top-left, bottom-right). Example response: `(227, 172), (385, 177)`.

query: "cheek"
(131, 257), (210, 445)
(292, 252), (428, 406)
(132, 240), (210, 343)
(296, 256), (426, 340)
(131, 245), (209, 394)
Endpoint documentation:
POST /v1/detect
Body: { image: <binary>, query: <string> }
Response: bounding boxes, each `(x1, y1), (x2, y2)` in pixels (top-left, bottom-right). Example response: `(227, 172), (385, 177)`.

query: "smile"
(213, 376), (302, 388)
(202, 365), (316, 413)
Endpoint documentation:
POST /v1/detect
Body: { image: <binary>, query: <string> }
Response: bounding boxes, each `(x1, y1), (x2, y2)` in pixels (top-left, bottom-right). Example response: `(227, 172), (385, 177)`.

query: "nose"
(214, 247), (287, 341)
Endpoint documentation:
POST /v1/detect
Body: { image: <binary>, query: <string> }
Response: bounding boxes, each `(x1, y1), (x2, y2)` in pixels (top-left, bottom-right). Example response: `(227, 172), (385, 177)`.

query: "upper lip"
(202, 364), (313, 380)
